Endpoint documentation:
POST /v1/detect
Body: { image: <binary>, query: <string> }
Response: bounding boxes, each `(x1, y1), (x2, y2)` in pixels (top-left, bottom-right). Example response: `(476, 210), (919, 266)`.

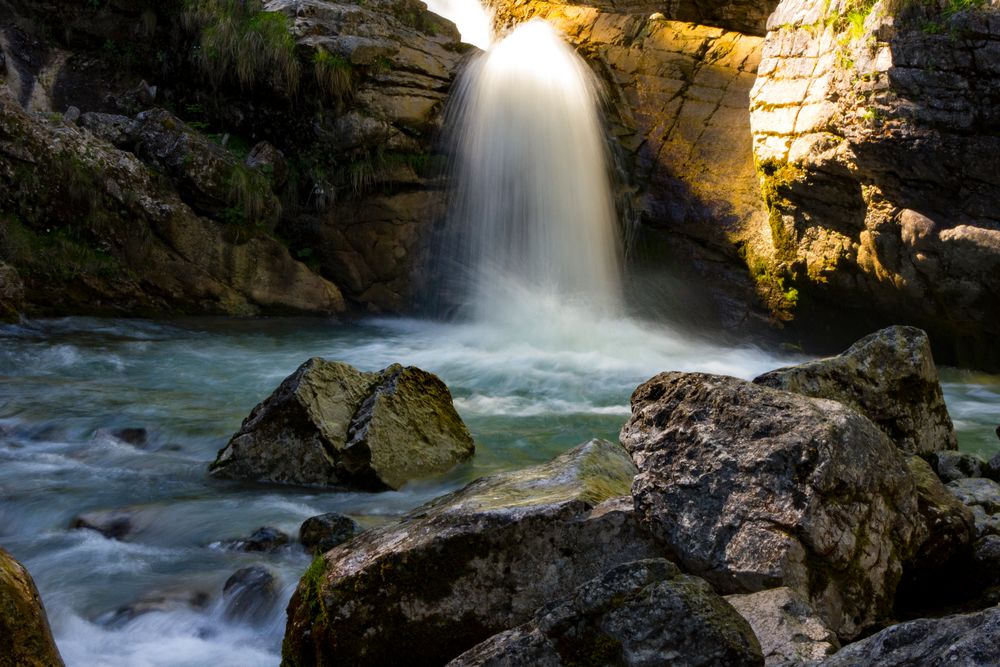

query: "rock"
(245, 141), (288, 188)
(99, 589), (210, 629)
(749, 0), (1000, 370)
(620, 372), (920, 639)
(131, 108), (281, 228)
(971, 535), (1000, 589)
(299, 512), (360, 554)
(0, 547), (65, 667)
(79, 111), (135, 146)
(110, 427), (148, 447)
(209, 358), (474, 490)
(215, 526), (290, 553)
(0, 261), (24, 321)
(754, 326), (957, 455)
(894, 456), (976, 613)
(929, 450), (987, 482)
(947, 477), (1000, 538)
(818, 606), (1000, 667)
(449, 559), (764, 667)
(988, 449), (1000, 480)
(283, 439), (661, 665)
(725, 587), (839, 666)
(62, 105), (79, 124)
(70, 509), (136, 540)
(222, 565), (278, 625)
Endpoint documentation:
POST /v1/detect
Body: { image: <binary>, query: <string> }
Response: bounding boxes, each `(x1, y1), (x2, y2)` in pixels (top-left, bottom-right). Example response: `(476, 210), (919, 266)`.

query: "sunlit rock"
(0, 547), (64, 667)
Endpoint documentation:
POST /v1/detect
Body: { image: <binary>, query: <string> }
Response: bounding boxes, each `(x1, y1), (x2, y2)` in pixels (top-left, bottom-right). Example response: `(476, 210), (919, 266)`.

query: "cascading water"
(441, 19), (623, 319)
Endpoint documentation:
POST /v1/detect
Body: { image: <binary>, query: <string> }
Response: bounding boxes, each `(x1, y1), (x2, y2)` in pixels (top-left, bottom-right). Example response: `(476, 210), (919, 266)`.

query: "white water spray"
(443, 19), (623, 319)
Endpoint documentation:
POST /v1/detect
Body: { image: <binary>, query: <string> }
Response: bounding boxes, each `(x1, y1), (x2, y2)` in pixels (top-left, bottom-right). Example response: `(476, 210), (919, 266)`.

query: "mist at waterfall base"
(2, 21), (999, 667)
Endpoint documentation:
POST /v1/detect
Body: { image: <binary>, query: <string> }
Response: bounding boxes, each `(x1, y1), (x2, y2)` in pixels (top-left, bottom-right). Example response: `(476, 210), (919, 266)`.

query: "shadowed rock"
(299, 513), (360, 554)
(449, 559), (763, 667)
(223, 565), (278, 626)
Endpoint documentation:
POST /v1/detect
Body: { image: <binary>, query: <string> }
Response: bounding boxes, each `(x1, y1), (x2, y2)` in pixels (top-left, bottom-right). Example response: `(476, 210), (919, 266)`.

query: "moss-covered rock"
(621, 371), (922, 640)
(754, 326), (958, 455)
(281, 440), (660, 666)
(449, 559), (764, 667)
(210, 357), (474, 490)
(0, 547), (64, 667)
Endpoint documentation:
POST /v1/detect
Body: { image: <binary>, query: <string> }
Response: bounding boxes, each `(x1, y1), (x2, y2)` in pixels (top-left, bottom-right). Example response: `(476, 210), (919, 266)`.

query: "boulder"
(988, 449), (1000, 480)
(282, 440), (661, 665)
(725, 587), (839, 666)
(298, 512), (360, 554)
(449, 559), (763, 667)
(0, 547), (64, 667)
(947, 477), (1000, 539)
(215, 526), (290, 553)
(818, 606), (1000, 667)
(620, 372), (921, 639)
(223, 565), (278, 626)
(754, 326), (957, 455)
(209, 358), (474, 490)
(930, 450), (987, 483)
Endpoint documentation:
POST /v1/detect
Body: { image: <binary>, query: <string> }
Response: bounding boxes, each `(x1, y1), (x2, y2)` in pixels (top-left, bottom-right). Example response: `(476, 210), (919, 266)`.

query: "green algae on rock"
(281, 440), (659, 666)
(210, 357), (474, 490)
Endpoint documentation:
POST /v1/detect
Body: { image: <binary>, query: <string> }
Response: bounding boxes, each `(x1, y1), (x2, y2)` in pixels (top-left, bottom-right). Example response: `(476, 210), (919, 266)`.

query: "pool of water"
(0, 315), (996, 666)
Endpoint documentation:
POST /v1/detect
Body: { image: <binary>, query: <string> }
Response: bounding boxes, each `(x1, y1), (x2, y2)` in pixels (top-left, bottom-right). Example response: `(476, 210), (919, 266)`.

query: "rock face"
(754, 326), (957, 455)
(0, 260), (23, 321)
(819, 605), (1000, 667)
(282, 440), (661, 666)
(448, 559), (764, 667)
(620, 372), (920, 639)
(725, 587), (839, 665)
(0, 547), (64, 667)
(749, 0), (1000, 369)
(210, 358), (474, 490)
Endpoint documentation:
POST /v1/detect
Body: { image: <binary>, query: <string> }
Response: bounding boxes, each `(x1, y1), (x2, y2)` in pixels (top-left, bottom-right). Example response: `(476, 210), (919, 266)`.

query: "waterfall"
(440, 19), (623, 320)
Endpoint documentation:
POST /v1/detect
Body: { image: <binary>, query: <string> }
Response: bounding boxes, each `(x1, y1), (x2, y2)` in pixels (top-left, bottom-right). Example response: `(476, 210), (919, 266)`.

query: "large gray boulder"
(725, 587), (839, 666)
(448, 559), (764, 667)
(819, 606), (1000, 667)
(754, 326), (957, 455)
(620, 372), (921, 639)
(0, 547), (64, 667)
(210, 358), (474, 490)
(282, 440), (661, 666)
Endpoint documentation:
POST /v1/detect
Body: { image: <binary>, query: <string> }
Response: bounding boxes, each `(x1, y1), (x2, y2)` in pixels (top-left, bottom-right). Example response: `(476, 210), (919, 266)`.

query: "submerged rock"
(754, 326), (956, 455)
(298, 513), (360, 554)
(215, 526), (290, 553)
(70, 509), (137, 541)
(819, 606), (1000, 667)
(99, 589), (210, 629)
(223, 565), (278, 626)
(210, 358), (474, 490)
(725, 587), (839, 666)
(449, 559), (763, 667)
(282, 439), (660, 665)
(621, 372), (920, 639)
(0, 547), (64, 667)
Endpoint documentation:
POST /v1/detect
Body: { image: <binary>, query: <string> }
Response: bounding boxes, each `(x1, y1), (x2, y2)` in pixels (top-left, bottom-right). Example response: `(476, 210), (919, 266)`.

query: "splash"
(441, 19), (622, 319)
(423, 0), (494, 49)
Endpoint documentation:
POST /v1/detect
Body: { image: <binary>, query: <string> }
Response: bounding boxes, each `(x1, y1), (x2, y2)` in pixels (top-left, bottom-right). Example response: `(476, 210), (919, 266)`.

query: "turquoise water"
(0, 315), (996, 666)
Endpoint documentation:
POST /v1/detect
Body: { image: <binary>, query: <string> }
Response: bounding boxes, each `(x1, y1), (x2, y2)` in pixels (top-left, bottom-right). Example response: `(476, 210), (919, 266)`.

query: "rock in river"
(449, 559), (763, 667)
(298, 512), (360, 554)
(282, 439), (660, 666)
(210, 358), (474, 490)
(754, 326), (957, 455)
(621, 372), (921, 639)
(0, 547), (64, 667)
